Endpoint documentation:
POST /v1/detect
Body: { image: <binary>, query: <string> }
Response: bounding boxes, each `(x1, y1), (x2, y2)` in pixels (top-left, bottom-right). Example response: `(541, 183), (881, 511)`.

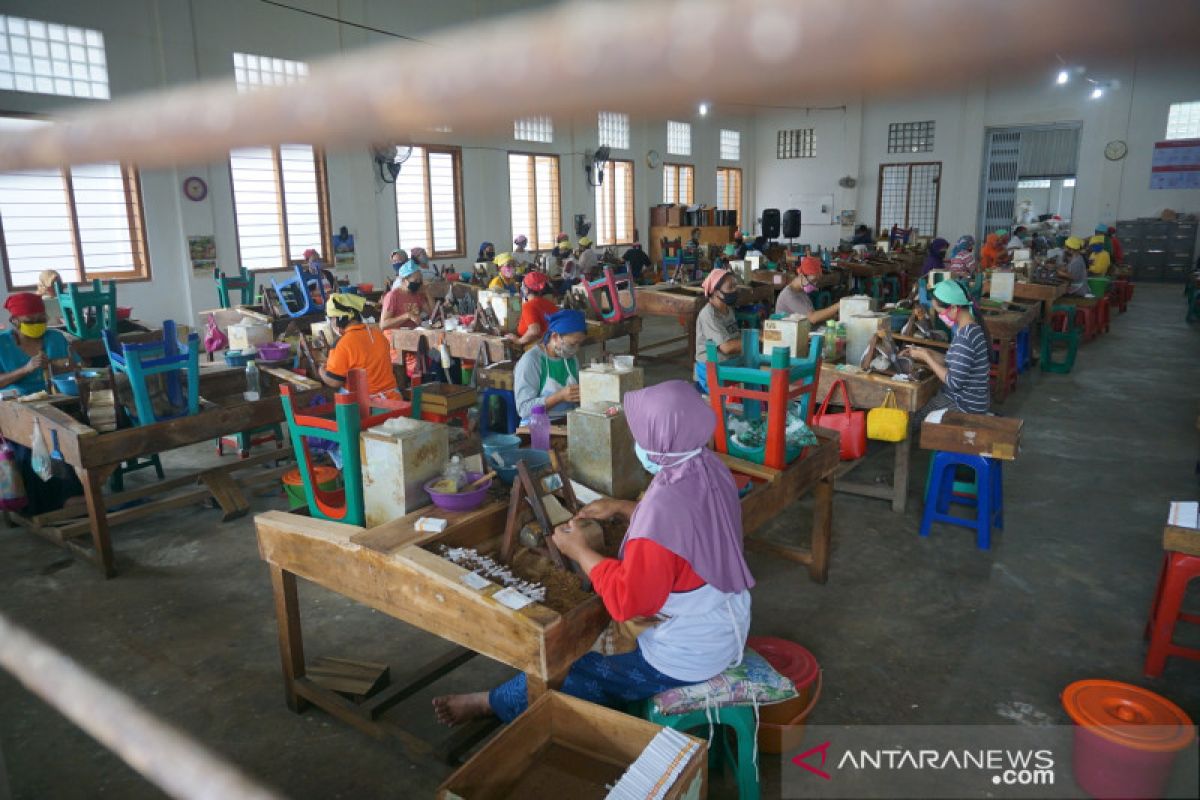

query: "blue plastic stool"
(479, 388), (518, 435)
(1015, 329), (1031, 373)
(920, 451), (1003, 550)
(643, 701), (760, 800)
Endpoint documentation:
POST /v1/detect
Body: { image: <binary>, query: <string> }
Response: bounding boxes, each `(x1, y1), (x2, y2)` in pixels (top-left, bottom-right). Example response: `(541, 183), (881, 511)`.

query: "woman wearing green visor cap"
(901, 279), (991, 421)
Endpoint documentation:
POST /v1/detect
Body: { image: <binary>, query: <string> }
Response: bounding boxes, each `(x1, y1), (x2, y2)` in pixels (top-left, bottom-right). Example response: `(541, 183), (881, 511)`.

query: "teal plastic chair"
(643, 701), (760, 800)
(215, 266), (257, 309)
(57, 279), (118, 340)
(1040, 303), (1079, 373)
(103, 320), (200, 425)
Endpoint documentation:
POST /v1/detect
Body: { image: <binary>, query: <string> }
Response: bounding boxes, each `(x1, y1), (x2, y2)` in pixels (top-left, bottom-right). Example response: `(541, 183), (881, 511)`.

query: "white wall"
(0, 0), (755, 324)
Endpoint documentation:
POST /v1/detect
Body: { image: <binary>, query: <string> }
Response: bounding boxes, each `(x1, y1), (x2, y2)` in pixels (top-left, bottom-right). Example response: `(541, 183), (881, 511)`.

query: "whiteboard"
(783, 193), (836, 226)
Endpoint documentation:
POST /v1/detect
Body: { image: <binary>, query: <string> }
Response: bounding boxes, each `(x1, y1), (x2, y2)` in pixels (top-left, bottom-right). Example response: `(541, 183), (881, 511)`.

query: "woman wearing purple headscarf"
(921, 237), (950, 276)
(433, 380), (753, 726)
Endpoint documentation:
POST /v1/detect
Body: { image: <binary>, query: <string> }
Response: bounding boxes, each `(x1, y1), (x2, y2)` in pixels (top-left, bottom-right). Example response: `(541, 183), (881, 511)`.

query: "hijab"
(620, 381), (754, 594)
(921, 237), (949, 275)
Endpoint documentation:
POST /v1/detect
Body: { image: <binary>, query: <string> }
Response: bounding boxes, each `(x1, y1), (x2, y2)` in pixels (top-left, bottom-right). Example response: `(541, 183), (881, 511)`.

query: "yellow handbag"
(867, 390), (909, 442)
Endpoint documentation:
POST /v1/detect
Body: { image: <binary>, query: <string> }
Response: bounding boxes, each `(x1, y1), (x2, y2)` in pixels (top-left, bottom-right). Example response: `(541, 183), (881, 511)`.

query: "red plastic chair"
(1144, 551), (1200, 677)
(1073, 304), (1100, 343)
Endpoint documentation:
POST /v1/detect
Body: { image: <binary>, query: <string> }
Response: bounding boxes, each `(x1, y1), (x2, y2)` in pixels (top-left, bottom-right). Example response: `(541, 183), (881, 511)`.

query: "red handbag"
(814, 379), (867, 461)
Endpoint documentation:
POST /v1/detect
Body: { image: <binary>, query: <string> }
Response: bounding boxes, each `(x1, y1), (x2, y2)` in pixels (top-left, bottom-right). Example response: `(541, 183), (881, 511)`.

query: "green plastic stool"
(644, 701), (760, 800)
(57, 279), (118, 340)
(109, 454), (165, 493)
(215, 266), (257, 309)
(1040, 304), (1079, 374)
(734, 308), (761, 329)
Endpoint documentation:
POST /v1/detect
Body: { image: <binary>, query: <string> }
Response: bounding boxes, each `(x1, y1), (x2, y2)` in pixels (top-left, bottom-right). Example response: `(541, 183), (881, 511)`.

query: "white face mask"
(634, 443), (703, 474)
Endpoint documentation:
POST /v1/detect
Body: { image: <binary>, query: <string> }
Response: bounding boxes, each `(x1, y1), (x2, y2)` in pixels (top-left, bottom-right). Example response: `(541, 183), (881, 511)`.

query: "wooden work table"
(0, 366), (317, 577)
(979, 301), (1040, 403)
(627, 283), (768, 362)
(814, 365), (939, 513)
(984, 279), (1067, 323)
(387, 317), (641, 365)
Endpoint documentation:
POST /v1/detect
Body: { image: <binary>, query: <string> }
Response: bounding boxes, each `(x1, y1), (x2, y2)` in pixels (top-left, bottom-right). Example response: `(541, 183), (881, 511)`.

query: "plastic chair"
(479, 388), (519, 436)
(104, 320), (200, 425)
(109, 455), (165, 493)
(1040, 305), (1079, 373)
(1144, 551), (1200, 677)
(217, 424), (285, 458)
(583, 266), (637, 323)
(270, 266), (326, 318)
(881, 275), (902, 302)
(215, 266), (256, 309)
(57, 279), (118, 340)
(644, 701), (760, 800)
(1015, 329), (1031, 373)
(1072, 303), (1100, 343)
(920, 451), (1003, 550)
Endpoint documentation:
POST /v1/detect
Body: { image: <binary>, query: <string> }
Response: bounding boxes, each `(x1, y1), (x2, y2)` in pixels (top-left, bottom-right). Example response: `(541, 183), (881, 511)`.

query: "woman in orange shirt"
(508, 271), (560, 348)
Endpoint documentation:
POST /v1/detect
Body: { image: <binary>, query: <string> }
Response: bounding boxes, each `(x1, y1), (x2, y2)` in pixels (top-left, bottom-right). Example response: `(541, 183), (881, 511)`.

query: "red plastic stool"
(1073, 304), (1099, 342)
(1096, 296), (1111, 334)
(421, 408), (470, 429)
(1144, 551), (1200, 677)
(1110, 279), (1129, 313)
(989, 341), (1017, 395)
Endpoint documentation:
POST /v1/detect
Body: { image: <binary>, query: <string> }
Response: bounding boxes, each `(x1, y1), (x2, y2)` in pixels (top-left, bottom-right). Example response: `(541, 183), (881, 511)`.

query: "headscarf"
(950, 235), (975, 257)
(523, 271), (549, 292)
(495, 252), (514, 267)
(701, 268), (732, 297)
(1064, 236), (1084, 251)
(303, 248), (319, 261)
(398, 259), (421, 279)
(556, 241), (573, 255)
(556, 232), (569, 244)
(477, 241), (494, 260)
(1095, 224), (1108, 234)
(5, 292), (45, 317)
(410, 246), (429, 264)
(798, 256), (823, 276)
(36, 270), (61, 297)
(1088, 234), (1106, 250)
(621, 381), (754, 594)
(578, 236), (593, 248)
(979, 233), (1005, 269)
(325, 293), (366, 320)
(921, 237), (949, 275)
(543, 309), (586, 342)
(514, 234), (528, 247)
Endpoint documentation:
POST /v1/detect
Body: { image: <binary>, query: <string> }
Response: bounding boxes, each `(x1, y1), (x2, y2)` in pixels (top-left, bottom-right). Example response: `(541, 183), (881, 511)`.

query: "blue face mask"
(635, 443), (661, 475)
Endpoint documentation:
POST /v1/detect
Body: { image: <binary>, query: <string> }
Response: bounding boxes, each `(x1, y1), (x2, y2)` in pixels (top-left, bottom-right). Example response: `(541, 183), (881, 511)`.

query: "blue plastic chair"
(103, 320), (200, 426)
(479, 388), (519, 435)
(270, 265), (326, 318)
(920, 451), (1003, 550)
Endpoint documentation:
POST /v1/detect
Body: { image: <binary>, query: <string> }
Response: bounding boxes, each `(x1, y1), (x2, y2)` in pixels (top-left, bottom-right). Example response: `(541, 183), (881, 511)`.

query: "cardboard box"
(579, 365), (644, 407)
(361, 417), (449, 524)
(762, 317), (811, 358)
(227, 322), (272, 351)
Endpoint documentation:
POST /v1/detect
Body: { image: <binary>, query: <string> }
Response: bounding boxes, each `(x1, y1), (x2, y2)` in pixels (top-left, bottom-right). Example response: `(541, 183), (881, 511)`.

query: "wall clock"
(183, 176), (208, 201)
(645, 149), (662, 169)
(1104, 140), (1128, 161)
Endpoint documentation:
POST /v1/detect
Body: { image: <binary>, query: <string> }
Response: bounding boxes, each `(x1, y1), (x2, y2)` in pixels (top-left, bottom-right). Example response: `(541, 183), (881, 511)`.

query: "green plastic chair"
(644, 700), (760, 800)
(1040, 303), (1079, 374)
(215, 266), (257, 309)
(57, 279), (118, 340)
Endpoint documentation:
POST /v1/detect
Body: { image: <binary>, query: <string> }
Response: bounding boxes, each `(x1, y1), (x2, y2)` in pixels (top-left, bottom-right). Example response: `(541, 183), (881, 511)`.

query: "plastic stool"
(57, 279), (118, 340)
(1041, 306), (1079, 373)
(882, 275), (902, 302)
(479, 388), (518, 435)
(217, 424), (285, 458)
(104, 320), (201, 425)
(920, 451), (1002, 550)
(215, 266), (256, 309)
(1073, 303), (1099, 342)
(1015, 329), (1031, 373)
(644, 701), (760, 800)
(1144, 551), (1200, 677)
(1096, 296), (1111, 334)
(109, 454), (165, 493)
(989, 341), (1018, 395)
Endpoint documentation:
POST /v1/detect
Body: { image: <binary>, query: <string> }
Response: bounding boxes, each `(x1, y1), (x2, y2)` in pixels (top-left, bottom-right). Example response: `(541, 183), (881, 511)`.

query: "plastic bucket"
(1062, 680), (1195, 799)
(748, 637), (822, 754)
(424, 472), (492, 513)
(282, 466), (341, 510)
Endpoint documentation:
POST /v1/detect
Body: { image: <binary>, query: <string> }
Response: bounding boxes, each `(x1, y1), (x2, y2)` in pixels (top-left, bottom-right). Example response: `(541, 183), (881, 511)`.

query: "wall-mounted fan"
(372, 144), (412, 183)
(584, 145), (611, 188)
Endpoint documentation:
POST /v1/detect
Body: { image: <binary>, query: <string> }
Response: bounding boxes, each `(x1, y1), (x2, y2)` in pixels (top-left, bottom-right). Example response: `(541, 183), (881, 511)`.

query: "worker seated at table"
(320, 294), (397, 397)
(433, 380), (753, 726)
(301, 248), (337, 296)
(557, 241), (581, 289)
(487, 253), (520, 295)
(851, 224), (873, 246)
(948, 235), (977, 278)
(902, 280), (991, 422)
(731, 230), (749, 259)
(776, 256), (840, 325)
(693, 268), (742, 393)
(1086, 235), (1111, 276)
(388, 248), (408, 278)
(1005, 227), (1028, 251)
(513, 309), (585, 425)
(577, 236), (601, 280)
(380, 261), (432, 383)
(1104, 225), (1123, 264)
(978, 233), (1008, 270)
(0, 292), (83, 513)
(1057, 237), (1091, 297)
(513, 233), (530, 262)
(477, 241), (496, 264)
(507, 272), (560, 349)
(621, 241), (652, 284)
(921, 237), (950, 277)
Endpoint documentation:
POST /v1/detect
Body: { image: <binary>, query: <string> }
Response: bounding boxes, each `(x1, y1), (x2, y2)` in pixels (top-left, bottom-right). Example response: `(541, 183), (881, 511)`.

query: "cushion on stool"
(651, 649), (795, 716)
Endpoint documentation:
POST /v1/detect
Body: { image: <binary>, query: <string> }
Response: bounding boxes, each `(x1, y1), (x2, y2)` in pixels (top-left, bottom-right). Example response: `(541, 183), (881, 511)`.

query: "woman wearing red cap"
(776, 256), (841, 325)
(0, 293), (72, 396)
(507, 271), (560, 348)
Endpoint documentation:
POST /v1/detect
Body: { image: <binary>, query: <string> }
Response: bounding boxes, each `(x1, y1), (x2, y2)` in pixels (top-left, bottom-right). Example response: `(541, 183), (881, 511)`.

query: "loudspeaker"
(783, 209), (801, 239)
(762, 208), (781, 239)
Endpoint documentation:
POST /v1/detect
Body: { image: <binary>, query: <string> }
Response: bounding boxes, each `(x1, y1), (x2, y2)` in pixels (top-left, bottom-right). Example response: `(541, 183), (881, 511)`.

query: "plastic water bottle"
(244, 359), (261, 401)
(529, 403), (551, 452)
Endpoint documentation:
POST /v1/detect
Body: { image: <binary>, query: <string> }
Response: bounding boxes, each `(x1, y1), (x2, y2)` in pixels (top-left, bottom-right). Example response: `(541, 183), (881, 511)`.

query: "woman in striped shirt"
(902, 280), (991, 419)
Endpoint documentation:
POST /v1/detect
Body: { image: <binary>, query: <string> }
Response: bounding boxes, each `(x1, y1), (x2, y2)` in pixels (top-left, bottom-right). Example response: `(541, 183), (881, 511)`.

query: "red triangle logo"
(791, 740), (832, 780)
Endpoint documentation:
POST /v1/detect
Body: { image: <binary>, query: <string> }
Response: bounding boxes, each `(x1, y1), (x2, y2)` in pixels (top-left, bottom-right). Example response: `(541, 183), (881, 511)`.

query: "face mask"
(18, 322), (47, 339)
(635, 442), (703, 475)
(407, 281), (422, 293)
(556, 342), (579, 359)
(802, 282), (817, 294)
(938, 310), (956, 329)
(500, 267), (514, 278)
(720, 290), (739, 306)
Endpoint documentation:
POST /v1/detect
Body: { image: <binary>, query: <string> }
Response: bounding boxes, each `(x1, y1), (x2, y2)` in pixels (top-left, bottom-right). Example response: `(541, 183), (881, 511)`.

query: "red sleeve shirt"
(517, 296), (559, 337)
(590, 539), (705, 621)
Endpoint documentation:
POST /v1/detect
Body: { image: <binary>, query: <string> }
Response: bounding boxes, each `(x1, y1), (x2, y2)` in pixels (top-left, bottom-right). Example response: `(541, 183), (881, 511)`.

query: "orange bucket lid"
(1062, 680), (1195, 752)
(282, 465), (339, 486)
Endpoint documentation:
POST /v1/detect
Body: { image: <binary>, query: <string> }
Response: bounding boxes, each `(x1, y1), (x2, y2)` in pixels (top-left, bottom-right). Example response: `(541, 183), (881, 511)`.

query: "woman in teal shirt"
(0, 292), (72, 395)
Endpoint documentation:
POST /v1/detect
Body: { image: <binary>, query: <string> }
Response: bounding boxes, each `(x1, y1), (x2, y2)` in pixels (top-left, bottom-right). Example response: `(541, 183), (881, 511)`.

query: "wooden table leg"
(892, 436), (911, 513)
(80, 467), (116, 578)
(808, 477), (834, 584)
(269, 565), (309, 712)
(628, 328), (639, 358)
(995, 336), (1012, 404)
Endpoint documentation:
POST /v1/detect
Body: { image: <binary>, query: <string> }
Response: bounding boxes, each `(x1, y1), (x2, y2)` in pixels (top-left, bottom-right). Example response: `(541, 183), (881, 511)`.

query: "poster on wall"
(332, 225), (356, 270)
(188, 235), (217, 273)
(1150, 138), (1200, 190)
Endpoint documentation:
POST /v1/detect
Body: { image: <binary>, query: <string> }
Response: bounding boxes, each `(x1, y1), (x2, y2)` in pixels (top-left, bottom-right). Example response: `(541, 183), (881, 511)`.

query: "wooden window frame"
(595, 159), (635, 247)
(716, 166), (742, 223)
(663, 163), (695, 205)
(396, 144), (467, 259)
(0, 161), (151, 291)
(508, 151), (561, 251)
(228, 144), (333, 272)
(875, 161), (942, 236)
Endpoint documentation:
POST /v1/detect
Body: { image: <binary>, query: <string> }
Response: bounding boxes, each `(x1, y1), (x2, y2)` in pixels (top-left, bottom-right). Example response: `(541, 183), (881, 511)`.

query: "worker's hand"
(551, 520), (591, 561)
(23, 352), (47, 374)
(575, 497), (628, 521)
(830, 299), (842, 310)
(564, 385), (581, 404)
(902, 347), (931, 365)
(504, 333), (520, 343)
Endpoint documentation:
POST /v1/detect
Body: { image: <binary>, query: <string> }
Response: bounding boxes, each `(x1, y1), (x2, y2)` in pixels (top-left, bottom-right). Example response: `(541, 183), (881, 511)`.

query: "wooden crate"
(920, 413), (1022, 460)
(476, 363), (515, 391)
(438, 692), (707, 800)
(418, 383), (478, 414)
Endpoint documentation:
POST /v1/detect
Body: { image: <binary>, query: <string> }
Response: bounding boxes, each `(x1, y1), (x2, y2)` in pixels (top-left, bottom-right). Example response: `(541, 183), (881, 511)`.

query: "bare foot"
(432, 692), (494, 726)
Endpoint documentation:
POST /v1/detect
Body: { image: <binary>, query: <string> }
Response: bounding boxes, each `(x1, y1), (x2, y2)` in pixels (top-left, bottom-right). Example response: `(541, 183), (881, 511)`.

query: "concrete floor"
(1, 283), (1198, 798)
